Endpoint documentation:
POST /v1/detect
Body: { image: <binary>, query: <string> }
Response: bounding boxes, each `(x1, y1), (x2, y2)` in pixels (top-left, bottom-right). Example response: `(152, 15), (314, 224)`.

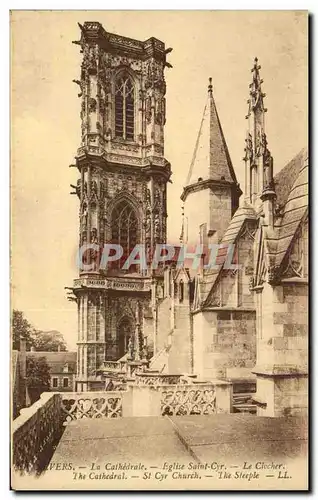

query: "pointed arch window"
(115, 75), (135, 141)
(179, 280), (184, 303)
(111, 200), (139, 271)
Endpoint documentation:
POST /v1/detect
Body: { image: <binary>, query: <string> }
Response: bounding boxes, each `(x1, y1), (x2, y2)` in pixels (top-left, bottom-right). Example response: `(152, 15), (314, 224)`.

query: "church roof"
(199, 203), (257, 305)
(274, 148), (308, 270)
(198, 147), (308, 308)
(222, 203), (257, 244)
(274, 147), (308, 210)
(184, 79), (239, 189)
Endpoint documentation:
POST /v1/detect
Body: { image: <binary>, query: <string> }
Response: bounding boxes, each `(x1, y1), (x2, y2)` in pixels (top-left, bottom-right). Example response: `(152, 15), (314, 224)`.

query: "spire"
(244, 57), (275, 209)
(183, 78), (240, 189)
(246, 57), (267, 121)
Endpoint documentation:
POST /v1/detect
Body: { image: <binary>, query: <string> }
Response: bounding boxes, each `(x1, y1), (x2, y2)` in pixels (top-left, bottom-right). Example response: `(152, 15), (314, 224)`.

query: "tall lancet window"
(111, 200), (138, 271)
(115, 75), (135, 141)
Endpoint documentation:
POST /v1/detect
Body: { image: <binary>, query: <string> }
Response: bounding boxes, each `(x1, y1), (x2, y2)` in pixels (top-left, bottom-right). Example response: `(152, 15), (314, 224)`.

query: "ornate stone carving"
(155, 97), (166, 125)
(145, 59), (166, 94)
(244, 132), (253, 162)
(90, 227), (98, 244)
(161, 384), (216, 416)
(81, 203), (88, 230)
(145, 95), (152, 123)
(262, 134), (274, 190)
(81, 44), (98, 75)
(61, 392), (123, 424)
(88, 97), (97, 113)
(282, 225), (306, 279)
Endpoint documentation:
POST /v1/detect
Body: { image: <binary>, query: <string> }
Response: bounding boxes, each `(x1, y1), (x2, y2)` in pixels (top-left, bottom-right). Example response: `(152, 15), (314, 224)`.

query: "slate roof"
(198, 203), (257, 305)
(274, 148), (308, 210)
(26, 351), (77, 374)
(221, 203), (257, 244)
(273, 148), (308, 269)
(186, 87), (239, 187)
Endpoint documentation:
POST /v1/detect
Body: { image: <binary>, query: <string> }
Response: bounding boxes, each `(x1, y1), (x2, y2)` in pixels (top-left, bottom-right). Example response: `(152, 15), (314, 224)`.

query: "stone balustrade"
(12, 392), (61, 475)
(134, 372), (183, 386)
(12, 380), (232, 474)
(60, 391), (123, 424)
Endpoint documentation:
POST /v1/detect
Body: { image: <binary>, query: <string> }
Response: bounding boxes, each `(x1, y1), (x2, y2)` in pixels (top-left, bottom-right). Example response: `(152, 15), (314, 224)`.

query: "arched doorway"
(118, 317), (134, 358)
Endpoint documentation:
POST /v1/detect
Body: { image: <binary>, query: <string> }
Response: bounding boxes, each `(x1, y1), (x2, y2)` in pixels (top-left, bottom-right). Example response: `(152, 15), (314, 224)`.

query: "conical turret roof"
(185, 78), (239, 188)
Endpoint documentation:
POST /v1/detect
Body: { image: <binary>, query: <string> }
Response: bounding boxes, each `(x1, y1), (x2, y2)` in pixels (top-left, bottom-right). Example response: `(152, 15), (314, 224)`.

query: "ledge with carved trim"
(75, 147), (171, 176)
(191, 306), (256, 316)
(72, 275), (152, 293)
(181, 178), (242, 202)
(252, 364), (308, 378)
(77, 22), (167, 61)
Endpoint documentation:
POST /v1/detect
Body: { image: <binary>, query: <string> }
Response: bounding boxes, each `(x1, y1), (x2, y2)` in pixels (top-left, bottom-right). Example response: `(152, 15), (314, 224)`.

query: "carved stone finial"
(208, 77), (213, 95)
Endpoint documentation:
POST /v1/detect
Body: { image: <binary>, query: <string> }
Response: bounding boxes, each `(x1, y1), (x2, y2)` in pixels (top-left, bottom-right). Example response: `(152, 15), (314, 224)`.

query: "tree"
(33, 330), (67, 352)
(12, 309), (35, 350)
(26, 356), (51, 404)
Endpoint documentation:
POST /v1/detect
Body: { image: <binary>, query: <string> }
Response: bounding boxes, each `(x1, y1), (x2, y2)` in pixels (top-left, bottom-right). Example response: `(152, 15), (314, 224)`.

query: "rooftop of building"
(26, 351), (77, 374)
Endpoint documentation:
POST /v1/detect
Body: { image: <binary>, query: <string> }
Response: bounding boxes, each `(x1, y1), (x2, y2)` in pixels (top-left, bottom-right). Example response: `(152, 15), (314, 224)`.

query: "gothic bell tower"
(68, 22), (172, 391)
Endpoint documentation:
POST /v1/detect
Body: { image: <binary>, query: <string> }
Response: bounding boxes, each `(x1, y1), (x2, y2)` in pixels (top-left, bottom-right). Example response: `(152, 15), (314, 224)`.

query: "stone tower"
(181, 78), (242, 253)
(69, 22), (172, 391)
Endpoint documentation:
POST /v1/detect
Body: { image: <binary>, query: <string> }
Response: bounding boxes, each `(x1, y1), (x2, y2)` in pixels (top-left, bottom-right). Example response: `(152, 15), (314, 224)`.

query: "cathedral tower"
(69, 22), (172, 391)
(181, 78), (242, 250)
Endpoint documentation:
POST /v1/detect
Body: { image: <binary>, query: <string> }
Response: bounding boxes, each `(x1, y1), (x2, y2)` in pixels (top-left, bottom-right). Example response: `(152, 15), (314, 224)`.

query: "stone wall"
(193, 308), (256, 380)
(167, 305), (192, 374)
(156, 296), (172, 352)
(254, 281), (308, 416)
(184, 188), (211, 247)
(209, 185), (233, 242)
(184, 186), (233, 248)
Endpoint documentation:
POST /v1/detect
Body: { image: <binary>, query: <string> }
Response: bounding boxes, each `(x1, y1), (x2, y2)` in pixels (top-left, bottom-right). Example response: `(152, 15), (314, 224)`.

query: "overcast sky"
(11, 11), (307, 349)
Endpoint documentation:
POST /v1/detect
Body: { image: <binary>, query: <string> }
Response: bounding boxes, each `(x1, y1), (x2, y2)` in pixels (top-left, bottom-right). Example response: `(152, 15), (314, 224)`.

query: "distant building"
(26, 350), (77, 392)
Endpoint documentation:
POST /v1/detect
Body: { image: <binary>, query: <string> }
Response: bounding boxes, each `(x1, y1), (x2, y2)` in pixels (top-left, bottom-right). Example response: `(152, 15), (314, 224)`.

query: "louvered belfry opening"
(115, 75), (135, 141)
(111, 200), (138, 272)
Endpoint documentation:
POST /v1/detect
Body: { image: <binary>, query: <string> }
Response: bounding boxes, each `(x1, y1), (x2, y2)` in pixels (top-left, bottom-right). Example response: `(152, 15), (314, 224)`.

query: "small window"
(52, 377), (58, 388)
(179, 280), (184, 303)
(63, 378), (69, 388)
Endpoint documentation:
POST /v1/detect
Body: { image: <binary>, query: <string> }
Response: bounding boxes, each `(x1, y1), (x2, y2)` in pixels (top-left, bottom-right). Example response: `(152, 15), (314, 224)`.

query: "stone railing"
(135, 372), (183, 386)
(12, 380), (232, 474)
(123, 380), (232, 418)
(12, 393), (61, 475)
(60, 391), (123, 425)
(160, 384), (216, 416)
(103, 360), (122, 371)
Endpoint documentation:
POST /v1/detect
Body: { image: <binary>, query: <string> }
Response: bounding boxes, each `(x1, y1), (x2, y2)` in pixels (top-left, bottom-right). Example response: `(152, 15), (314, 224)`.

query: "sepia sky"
(11, 11), (307, 349)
